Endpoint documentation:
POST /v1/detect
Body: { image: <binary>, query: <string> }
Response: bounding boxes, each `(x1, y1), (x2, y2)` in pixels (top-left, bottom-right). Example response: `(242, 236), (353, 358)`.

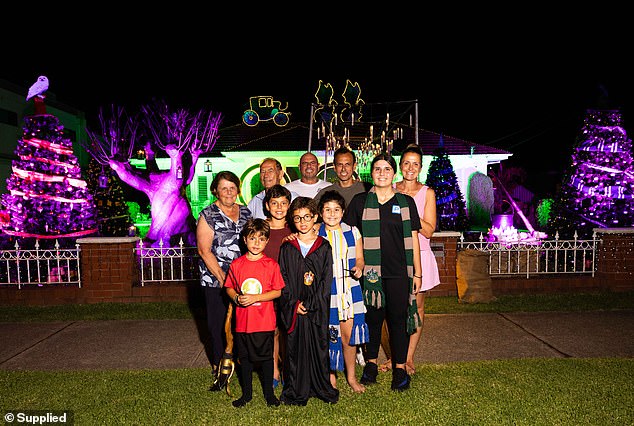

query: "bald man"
(284, 152), (332, 198)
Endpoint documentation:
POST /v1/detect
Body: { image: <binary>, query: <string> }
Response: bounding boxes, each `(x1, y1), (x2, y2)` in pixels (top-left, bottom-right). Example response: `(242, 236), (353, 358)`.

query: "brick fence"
(1, 230), (632, 306)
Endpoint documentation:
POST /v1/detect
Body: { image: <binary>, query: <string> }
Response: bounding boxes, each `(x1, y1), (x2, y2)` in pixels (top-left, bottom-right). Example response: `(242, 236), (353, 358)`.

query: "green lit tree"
(85, 157), (132, 237)
(467, 171), (494, 230)
(425, 135), (470, 232)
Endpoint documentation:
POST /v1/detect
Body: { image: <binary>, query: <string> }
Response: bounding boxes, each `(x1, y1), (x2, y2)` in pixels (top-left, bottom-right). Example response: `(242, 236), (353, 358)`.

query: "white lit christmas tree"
(0, 78), (97, 239)
(549, 108), (634, 238)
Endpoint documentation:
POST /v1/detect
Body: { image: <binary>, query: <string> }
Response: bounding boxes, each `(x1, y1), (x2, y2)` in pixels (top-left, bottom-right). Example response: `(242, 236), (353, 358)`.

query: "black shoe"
(391, 367), (410, 391)
(208, 382), (222, 392)
(360, 362), (378, 385)
(265, 396), (280, 407)
(281, 396), (307, 406)
(283, 400), (307, 406)
(232, 397), (251, 408)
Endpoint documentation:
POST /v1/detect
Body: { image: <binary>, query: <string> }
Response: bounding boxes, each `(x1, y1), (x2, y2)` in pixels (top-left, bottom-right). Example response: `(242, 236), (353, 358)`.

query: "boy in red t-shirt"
(224, 218), (286, 408)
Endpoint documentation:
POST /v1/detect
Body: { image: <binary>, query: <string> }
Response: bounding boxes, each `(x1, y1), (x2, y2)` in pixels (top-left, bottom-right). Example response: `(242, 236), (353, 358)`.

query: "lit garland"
(9, 189), (88, 203)
(26, 137), (74, 155)
(585, 162), (634, 178)
(19, 154), (80, 172)
(12, 167), (88, 188)
(579, 140), (619, 152)
(569, 176), (633, 199)
(3, 228), (97, 239)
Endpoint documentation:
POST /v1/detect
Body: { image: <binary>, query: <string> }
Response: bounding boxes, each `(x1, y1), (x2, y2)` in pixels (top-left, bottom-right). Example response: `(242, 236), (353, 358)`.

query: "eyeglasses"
(292, 214), (315, 223)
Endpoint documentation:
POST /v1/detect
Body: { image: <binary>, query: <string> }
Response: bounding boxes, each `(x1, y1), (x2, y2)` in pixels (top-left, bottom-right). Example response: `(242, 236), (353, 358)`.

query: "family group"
(196, 144), (440, 407)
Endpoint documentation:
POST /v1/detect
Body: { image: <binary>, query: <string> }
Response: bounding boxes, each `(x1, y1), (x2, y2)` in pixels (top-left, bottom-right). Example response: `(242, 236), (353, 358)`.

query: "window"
(0, 108), (18, 126)
(198, 176), (208, 201)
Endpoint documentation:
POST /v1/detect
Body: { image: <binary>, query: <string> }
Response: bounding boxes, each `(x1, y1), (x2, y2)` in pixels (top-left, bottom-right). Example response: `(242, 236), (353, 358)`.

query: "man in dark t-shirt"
(314, 146), (371, 207)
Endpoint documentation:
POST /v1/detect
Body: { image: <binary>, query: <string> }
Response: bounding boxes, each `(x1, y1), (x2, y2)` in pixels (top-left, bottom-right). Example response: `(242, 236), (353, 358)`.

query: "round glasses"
(292, 214), (315, 223)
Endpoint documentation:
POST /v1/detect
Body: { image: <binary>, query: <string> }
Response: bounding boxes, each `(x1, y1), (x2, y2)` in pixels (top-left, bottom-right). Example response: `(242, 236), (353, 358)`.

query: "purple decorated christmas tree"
(0, 79), (97, 239)
(549, 108), (634, 238)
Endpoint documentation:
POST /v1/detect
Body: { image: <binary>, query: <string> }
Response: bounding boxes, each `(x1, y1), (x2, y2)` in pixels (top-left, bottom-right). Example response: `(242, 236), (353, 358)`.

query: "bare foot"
(330, 374), (338, 389)
(405, 361), (415, 375)
(379, 359), (392, 372)
(348, 380), (366, 393)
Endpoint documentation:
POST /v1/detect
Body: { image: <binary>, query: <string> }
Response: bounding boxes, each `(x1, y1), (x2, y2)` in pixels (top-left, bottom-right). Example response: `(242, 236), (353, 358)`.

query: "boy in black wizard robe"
(278, 197), (339, 406)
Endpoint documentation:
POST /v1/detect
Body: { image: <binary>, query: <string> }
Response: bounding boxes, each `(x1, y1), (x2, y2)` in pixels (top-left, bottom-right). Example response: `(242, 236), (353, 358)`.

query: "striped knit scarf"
(362, 188), (422, 334)
(319, 223), (369, 371)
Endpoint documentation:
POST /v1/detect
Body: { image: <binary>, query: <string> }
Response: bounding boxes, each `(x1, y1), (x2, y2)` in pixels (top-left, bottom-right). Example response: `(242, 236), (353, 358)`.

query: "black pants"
(235, 331), (275, 400)
(204, 287), (228, 367)
(364, 276), (410, 367)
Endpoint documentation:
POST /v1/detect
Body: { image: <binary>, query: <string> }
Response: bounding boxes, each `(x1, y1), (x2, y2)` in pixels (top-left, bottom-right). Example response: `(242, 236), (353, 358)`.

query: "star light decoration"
(313, 80), (406, 172)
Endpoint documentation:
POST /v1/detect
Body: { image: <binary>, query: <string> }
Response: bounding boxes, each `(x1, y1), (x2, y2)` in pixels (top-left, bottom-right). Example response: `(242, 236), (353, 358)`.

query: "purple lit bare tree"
(83, 101), (222, 247)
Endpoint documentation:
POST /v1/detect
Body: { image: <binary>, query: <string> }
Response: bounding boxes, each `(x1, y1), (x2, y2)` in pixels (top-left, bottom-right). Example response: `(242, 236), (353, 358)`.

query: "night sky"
(4, 42), (633, 198)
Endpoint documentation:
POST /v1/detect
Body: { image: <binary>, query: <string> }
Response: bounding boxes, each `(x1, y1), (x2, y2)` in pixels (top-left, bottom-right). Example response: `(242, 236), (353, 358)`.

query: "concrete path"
(1, 311), (633, 371)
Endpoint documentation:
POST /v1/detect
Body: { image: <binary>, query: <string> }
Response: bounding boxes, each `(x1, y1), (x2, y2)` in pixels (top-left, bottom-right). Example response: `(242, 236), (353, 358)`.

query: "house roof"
(212, 121), (511, 158)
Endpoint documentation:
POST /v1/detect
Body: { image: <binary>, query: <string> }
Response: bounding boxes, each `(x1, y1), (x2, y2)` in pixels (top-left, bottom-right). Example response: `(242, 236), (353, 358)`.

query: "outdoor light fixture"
(204, 159), (213, 173)
(98, 167), (108, 188)
(176, 165), (183, 179)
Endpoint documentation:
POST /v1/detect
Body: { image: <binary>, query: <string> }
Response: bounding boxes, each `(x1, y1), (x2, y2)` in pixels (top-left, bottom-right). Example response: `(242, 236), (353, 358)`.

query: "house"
(1, 79), (512, 219)
(140, 121), (512, 215)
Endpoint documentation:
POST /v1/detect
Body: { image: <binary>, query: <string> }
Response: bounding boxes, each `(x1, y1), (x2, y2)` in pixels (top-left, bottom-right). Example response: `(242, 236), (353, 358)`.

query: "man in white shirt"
(284, 152), (331, 198)
(247, 158), (299, 219)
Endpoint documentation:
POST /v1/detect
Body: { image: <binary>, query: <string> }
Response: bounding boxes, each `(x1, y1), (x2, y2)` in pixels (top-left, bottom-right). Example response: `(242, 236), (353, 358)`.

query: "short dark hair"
(370, 152), (397, 174)
(263, 184), (292, 218)
(242, 218), (271, 239)
(333, 146), (357, 164)
(318, 190), (346, 213)
(287, 196), (318, 231)
(210, 171), (241, 196)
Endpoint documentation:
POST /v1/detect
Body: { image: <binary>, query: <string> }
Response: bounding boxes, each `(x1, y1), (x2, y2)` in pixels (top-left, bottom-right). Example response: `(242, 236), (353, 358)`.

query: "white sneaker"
(356, 348), (366, 366)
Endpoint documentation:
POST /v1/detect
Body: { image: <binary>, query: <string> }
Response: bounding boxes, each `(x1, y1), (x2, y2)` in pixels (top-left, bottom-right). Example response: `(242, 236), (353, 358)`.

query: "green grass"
(425, 291), (634, 313)
(1, 292), (633, 425)
(1, 291), (632, 322)
(1, 359), (632, 425)
(0, 301), (196, 322)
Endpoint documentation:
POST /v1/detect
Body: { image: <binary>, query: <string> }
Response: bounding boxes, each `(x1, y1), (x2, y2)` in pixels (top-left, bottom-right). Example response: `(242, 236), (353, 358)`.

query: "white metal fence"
(134, 239), (200, 286)
(0, 240), (81, 288)
(0, 231), (600, 288)
(458, 231), (598, 278)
